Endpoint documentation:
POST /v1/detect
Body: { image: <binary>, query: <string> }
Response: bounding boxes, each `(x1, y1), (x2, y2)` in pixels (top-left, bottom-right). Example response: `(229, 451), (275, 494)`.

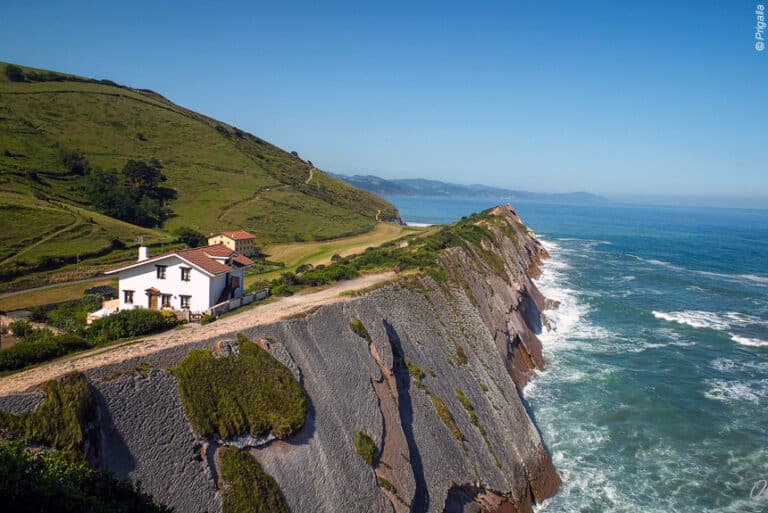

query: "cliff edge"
(0, 204), (560, 512)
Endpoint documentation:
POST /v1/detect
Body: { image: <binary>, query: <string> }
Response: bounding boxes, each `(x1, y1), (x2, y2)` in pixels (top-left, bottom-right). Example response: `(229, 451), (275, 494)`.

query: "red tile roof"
(105, 244), (253, 276)
(220, 230), (255, 241)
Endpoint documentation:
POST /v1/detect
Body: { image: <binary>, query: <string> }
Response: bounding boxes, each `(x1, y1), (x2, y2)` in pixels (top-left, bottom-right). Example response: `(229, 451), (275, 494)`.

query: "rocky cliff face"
(0, 204), (559, 512)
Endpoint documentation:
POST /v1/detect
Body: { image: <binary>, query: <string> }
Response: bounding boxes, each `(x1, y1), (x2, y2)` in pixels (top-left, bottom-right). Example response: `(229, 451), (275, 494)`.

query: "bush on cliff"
(352, 431), (378, 466)
(173, 334), (307, 440)
(87, 309), (177, 344)
(0, 440), (172, 512)
(0, 334), (88, 372)
(0, 373), (95, 460)
(220, 446), (288, 513)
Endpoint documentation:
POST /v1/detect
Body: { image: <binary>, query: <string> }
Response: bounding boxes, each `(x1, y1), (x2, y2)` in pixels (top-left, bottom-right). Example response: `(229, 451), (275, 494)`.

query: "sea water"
(384, 195), (768, 512)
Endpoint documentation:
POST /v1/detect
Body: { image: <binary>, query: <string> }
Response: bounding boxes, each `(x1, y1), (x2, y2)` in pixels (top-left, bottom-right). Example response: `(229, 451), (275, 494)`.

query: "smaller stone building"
(207, 230), (259, 257)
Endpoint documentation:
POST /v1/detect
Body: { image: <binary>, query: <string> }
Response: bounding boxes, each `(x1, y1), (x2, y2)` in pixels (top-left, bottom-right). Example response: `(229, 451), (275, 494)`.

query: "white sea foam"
(704, 379), (767, 404)
(711, 357), (768, 373)
(738, 273), (768, 284)
(404, 221), (434, 227)
(652, 310), (732, 330)
(652, 310), (768, 333)
(730, 334), (768, 347)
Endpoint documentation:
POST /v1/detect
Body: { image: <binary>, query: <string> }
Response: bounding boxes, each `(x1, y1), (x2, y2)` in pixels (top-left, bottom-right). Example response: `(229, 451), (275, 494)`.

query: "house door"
(148, 294), (158, 309)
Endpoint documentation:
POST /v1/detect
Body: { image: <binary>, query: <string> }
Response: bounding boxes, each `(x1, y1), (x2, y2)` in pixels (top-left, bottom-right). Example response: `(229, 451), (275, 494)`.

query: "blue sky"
(2, 1), (767, 203)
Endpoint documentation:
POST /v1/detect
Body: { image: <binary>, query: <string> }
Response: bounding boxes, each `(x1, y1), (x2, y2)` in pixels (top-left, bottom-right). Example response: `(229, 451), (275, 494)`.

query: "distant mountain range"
(331, 173), (606, 204)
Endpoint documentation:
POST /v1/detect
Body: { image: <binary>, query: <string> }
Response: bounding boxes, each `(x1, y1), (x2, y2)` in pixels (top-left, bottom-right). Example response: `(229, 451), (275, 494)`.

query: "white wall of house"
(117, 256), (213, 313)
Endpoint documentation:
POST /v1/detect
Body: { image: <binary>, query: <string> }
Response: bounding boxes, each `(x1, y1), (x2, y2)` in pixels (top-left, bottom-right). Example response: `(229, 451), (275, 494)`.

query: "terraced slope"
(0, 62), (400, 286)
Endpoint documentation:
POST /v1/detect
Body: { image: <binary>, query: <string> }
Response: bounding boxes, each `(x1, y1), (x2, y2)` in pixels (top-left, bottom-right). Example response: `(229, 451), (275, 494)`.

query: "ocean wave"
(711, 357), (768, 373)
(730, 334), (768, 347)
(704, 378), (767, 404)
(625, 255), (768, 288)
(652, 310), (732, 330)
(652, 310), (768, 332)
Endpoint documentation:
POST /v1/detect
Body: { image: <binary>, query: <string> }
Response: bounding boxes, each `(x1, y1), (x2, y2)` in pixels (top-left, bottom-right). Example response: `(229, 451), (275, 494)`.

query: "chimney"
(138, 246), (150, 262)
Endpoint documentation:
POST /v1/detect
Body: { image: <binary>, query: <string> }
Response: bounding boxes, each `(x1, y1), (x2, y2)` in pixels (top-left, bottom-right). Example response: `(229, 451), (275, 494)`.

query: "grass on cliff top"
(0, 373), (95, 460)
(220, 446), (289, 513)
(249, 207), (523, 297)
(173, 333), (307, 439)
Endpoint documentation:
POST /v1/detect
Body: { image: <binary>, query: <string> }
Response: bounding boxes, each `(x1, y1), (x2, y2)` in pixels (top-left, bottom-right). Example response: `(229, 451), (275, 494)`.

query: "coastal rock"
(0, 204), (560, 512)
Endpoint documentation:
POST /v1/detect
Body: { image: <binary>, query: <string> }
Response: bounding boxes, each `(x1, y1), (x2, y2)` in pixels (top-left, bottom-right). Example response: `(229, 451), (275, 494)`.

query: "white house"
(105, 244), (254, 313)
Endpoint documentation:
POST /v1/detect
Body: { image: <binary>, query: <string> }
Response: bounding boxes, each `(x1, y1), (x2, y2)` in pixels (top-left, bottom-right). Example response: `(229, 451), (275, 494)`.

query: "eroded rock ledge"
(0, 204), (560, 512)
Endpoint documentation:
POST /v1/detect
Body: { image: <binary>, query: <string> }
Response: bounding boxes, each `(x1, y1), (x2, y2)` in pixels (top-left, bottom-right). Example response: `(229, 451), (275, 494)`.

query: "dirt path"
(0, 272), (396, 396)
(0, 212), (81, 266)
(305, 166), (315, 185)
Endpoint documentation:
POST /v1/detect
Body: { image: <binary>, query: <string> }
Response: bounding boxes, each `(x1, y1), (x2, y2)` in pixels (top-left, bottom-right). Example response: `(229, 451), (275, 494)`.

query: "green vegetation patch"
(455, 342), (468, 365)
(455, 387), (499, 467)
(249, 208), (518, 297)
(430, 394), (464, 441)
(349, 318), (372, 343)
(88, 309), (177, 344)
(0, 373), (95, 459)
(220, 446), (289, 513)
(352, 431), (378, 466)
(404, 358), (426, 386)
(173, 334), (306, 439)
(0, 441), (171, 512)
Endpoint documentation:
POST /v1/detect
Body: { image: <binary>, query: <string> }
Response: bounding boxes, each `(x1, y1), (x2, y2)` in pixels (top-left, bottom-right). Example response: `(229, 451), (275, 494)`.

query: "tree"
(58, 148), (90, 175)
(5, 64), (25, 82)
(174, 227), (207, 248)
(123, 159), (166, 193)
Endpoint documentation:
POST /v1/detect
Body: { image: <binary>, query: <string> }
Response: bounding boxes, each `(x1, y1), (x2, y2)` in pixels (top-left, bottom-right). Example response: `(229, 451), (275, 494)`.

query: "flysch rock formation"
(0, 204), (560, 513)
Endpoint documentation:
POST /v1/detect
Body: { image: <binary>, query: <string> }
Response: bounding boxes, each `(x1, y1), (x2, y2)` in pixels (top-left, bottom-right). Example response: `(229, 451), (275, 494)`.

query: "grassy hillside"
(0, 62), (399, 289)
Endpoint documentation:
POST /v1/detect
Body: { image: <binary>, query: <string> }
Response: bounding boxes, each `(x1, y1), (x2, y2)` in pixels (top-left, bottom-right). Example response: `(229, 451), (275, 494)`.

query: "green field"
(0, 61), (400, 291)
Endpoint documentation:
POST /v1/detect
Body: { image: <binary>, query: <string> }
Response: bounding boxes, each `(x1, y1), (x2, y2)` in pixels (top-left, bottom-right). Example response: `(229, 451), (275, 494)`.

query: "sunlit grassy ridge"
(0, 61), (399, 289)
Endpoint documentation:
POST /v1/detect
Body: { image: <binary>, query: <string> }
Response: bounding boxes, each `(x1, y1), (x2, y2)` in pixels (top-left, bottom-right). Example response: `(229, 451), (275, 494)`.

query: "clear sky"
(2, 1), (767, 203)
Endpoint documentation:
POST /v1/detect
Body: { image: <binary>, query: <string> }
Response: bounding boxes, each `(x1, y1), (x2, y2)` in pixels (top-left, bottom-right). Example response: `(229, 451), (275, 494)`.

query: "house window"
(156, 265), (167, 279)
(161, 294), (172, 308)
(124, 290), (134, 304)
(181, 267), (191, 281)
(180, 295), (191, 309)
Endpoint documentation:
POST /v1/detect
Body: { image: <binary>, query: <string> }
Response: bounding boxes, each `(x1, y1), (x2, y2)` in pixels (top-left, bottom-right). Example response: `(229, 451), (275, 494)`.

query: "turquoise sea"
(384, 195), (768, 512)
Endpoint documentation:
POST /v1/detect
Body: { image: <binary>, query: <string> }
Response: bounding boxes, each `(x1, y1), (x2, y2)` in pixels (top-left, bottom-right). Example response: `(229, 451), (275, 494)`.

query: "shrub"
(349, 319), (371, 343)
(175, 226), (207, 248)
(0, 335), (88, 372)
(0, 373), (95, 457)
(404, 358), (425, 384)
(58, 148), (90, 175)
(173, 334), (307, 439)
(199, 314), (216, 325)
(295, 263), (313, 274)
(5, 64), (25, 82)
(87, 309), (177, 344)
(8, 320), (33, 339)
(0, 440), (172, 511)
(220, 447), (288, 513)
(352, 431), (377, 466)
